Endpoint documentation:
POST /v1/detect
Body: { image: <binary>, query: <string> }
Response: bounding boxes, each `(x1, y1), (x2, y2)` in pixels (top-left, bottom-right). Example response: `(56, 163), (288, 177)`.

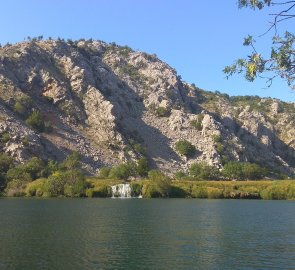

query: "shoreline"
(2, 179), (295, 200)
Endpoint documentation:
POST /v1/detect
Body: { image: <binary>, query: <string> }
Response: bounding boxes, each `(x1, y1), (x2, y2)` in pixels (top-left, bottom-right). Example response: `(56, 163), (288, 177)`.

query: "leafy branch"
(224, 0), (295, 89)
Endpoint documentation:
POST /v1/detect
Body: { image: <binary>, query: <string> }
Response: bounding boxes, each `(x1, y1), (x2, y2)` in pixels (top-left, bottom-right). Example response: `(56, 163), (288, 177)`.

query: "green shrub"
(130, 182), (143, 197)
(175, 140), (196, 158)
(13, 101), (26, 115)
(6, 166), (32, 182)
(242, 163), (267, 180)
(5, 179), (26, 197)
(174, 171), (188, 179)
(222, 162), (266, 180)
(6, 157), (46, 182)
(190, 114), (204, 130)
(23, 157), (46, 179)
(190, 120), (202, 130)
(155, 106), (170, 117)
(134, 143), (146, 155)
(60, 151), (81, 170)
(25, 110), (45, 132)
(13, 96), (32, 117)
(142, 182), (161, 198)
(170, 185), (187, 198)
(86, 185), (111, 198)
(109, 162), (136, 180)
(189, 162), (220, 180)
(46, 169), (86, 197)
(212, 134), (221, 143)
(99, 167), (111, 178)
(136, 157), (149, 177)
(0, 152), (13, 173)
(148, 170), (171, 197)
(0, 132), (10, 144)
(25, 178), (48, 197)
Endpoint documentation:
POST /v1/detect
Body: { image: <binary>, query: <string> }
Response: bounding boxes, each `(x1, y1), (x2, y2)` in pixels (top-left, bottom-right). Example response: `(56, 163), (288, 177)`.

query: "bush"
(5, 179), (26, 197)
(86, 185), (111, 197)
(0, 153), (13, 190)
(14, 101), (26, 115)
(99, 167), (111, 178)
(189, 162), (220, 180)
(222, 162), (267, 180)
(175, 140), (196, 158)
(170, 186), (188, 198)
(109, 162), (136, 180)
(23, 157), (46, 179)
(130, 182), (143, 197)
(6, 167), (32, 182)
(13, 96), (32, 117)
(174, 171), (188, 179)
(25, 178), (48, 197)
(6, 157), (45, 183)
(25, 110), (45, 132)
(60, 151), (81, 170)
(63, 170), (86, 197)
(155, 106), (170, 117)
(0, 132), (10, 144)
(47, 169), (86, 197)
(136, 157), (149, 177)
(190, 114), (204, 131)
(148, 170), (171, 197)
(142, 182), (161, 198)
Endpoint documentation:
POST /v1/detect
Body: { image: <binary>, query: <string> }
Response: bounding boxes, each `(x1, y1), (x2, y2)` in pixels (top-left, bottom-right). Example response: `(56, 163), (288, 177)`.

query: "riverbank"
(4, 178), (295, 200)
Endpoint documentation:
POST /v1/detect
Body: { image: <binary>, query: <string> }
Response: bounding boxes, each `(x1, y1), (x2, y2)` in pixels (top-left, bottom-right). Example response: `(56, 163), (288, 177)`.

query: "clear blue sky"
(1, 0), (294, 102)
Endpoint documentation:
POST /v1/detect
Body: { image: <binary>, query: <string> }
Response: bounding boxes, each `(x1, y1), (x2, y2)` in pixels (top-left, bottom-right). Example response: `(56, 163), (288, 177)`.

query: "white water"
(111, 183), (132, 198)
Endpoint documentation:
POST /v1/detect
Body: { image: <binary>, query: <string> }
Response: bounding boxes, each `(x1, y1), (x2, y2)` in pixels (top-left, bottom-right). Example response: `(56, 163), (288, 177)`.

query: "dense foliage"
(2, 152), (86, 197)
(175, 140), (196, 158)
(0, 146), (292, 199)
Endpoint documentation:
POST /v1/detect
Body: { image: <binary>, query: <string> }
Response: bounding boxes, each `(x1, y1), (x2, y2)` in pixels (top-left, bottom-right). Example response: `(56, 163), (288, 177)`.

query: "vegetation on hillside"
(0, 149), (294, 199)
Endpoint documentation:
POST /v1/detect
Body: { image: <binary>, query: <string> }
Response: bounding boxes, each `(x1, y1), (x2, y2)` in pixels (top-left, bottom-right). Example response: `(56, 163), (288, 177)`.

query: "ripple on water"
(0, 199), (294, 269)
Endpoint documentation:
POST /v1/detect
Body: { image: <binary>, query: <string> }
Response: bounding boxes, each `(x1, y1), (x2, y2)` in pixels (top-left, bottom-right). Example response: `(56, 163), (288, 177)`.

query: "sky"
(1, 0), (294, 102)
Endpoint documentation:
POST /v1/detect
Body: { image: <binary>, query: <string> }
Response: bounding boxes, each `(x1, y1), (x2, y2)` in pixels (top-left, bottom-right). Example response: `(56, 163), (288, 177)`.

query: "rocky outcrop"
(0, 39), (294, 175)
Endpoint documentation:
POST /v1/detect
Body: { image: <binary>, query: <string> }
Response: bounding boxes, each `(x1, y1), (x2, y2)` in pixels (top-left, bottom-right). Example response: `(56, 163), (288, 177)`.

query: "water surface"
(0, 199), (294, 269)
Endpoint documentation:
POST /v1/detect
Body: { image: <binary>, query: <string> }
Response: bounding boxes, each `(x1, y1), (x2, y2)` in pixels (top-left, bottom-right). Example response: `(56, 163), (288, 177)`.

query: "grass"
(6, 178), (295, 200)
(171, 180), (295, 200)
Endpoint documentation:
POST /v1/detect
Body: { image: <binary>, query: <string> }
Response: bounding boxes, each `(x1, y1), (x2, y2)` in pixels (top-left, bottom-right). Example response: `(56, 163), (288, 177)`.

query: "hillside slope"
(0, 39), (294, 175)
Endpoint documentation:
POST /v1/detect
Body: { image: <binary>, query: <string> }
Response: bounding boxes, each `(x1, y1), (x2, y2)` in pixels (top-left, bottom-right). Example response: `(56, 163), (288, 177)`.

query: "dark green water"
(0, 199), (294, 270)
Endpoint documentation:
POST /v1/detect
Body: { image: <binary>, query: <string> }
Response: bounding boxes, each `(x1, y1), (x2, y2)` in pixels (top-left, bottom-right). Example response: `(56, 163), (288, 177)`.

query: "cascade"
(111, 183), (132, 198)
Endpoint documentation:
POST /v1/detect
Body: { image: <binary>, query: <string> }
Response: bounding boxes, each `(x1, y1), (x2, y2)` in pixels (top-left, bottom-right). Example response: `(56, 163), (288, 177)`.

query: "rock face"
(0, 39), (294, 175)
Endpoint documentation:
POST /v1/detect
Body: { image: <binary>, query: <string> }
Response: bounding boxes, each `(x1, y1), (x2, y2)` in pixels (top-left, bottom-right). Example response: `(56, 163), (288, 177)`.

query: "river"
(0, 198), (294, 269)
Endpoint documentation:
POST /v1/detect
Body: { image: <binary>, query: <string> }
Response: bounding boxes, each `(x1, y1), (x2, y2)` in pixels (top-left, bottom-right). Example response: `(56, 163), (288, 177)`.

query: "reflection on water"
(0, 199), (295, 269)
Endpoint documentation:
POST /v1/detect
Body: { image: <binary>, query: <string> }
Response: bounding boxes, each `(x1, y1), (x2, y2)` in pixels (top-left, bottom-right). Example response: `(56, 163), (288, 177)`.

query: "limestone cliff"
(0, 39), (294, 175)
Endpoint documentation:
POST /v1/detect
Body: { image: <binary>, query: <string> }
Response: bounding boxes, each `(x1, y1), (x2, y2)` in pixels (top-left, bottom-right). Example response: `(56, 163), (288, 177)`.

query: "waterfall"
(111, 183), (132, 198)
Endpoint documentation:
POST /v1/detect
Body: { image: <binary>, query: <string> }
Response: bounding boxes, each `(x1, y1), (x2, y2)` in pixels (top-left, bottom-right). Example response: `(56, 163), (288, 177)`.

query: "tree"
(136, 157), (149, 177)
(47, 169), (86, 197)
(224, 1), (294, 89)
(189, 162), (220, 180)
(109, 162), (136, 180)
(222, 161), (267, 180)
(0, 153), (13, 190)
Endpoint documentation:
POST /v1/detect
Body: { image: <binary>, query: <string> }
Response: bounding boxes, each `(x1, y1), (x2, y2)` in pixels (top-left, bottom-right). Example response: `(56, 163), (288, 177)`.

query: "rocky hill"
(0, 39), (294, 176)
